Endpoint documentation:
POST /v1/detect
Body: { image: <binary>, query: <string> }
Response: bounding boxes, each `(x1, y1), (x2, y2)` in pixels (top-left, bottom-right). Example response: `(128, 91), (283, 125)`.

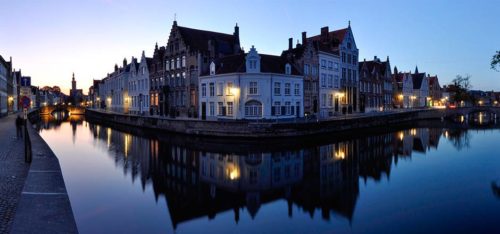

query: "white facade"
(99, 59), (132, 113)
(199, 47), (304, 120)
(318, 52), (342, 119)
(413, 76), (429, 107)
(401, 73), (413, 108)
(128, 52), (150, 115)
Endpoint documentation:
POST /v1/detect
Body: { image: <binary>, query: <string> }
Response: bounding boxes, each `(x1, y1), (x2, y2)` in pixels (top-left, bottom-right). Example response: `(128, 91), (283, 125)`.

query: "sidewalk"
(0, 114), (30, 234)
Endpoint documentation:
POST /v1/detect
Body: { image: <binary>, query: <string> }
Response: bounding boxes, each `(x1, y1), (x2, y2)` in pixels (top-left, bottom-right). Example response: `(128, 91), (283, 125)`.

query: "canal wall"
(85, 108), (446, 138)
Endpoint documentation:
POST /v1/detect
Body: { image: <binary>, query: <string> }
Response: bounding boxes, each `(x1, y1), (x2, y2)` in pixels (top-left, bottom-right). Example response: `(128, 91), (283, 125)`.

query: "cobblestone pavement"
(0, 115), (30, 234)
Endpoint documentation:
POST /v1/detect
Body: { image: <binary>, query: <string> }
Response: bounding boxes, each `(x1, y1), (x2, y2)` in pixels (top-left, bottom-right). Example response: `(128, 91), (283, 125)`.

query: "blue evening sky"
(1, 0), (499, 94)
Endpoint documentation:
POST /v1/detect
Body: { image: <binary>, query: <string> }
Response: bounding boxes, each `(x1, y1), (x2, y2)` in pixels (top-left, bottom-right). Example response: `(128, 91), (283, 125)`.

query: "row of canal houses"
(90, 20), (442, 120)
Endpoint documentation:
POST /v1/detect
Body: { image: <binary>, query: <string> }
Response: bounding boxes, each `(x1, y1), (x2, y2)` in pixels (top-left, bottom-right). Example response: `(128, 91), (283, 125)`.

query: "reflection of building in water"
(80, 121), (450, 229)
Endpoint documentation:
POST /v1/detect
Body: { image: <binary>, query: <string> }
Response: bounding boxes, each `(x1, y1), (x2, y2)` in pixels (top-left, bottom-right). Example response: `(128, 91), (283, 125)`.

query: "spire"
(72, 72), (75, 81)
(386, 56), (390, 62)
(348, 20), (351, 28)
(415, 65), (419, 74)
(394, 66), (398, 74)
(155, 42), (158, 51)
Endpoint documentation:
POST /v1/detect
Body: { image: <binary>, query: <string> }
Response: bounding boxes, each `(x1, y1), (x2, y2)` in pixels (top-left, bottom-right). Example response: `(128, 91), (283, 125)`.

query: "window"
(284, 83), (291, 95)
(353, 70), (357, 83)
(285, 101), (291, 115)
(171, 59), (174, 70)
(348, 69), (352, 81)
(218, 102), (224, 115)
(249, 82), (258, 95)
(322, 94), (326, 106)
(217, 83), (223, 96)
(209, 102), (215, 116)
(227, 102), (233, 116)
(274, 82), (281, 95)
(245, 100), (262, 117)
(226, 82), (233, 95)
(209, 83), (215, 96)
(321, 74), (326, 87)
(352, 55), (357, 65)
(304, 64), (310, 75)
(274, 101), (281, 115)
(176, 57), (180, 68)
(210, 62), (215, 75)
(294, 83), (300, 96)
(329, 94), (333, 106)
(342, 52), (346, 63)
(285, 64), (291, 75)
(166, 61), (170, 71)
(312, 65), (317, 76)
(328, 61), (333, 70)
(347, 54), (352, 64)
(182, 56), (186, 67)
(334, 62), (339, 71)
(321, 60), (326, 69)
(342, 68), (346, 80)
(347, 42), (352, 49)
(201, 83), (207, 97)
(328, 75), (333, 88)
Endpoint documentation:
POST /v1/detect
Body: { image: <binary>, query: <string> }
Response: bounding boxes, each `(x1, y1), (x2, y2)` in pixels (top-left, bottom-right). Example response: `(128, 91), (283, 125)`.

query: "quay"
(0, 114), (77, 234)
(85, 107), (500, 138)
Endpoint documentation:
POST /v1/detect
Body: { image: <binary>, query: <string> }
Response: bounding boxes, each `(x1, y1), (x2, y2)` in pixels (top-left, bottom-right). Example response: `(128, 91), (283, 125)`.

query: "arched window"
(244, 100), (262, 117)
(182, 56), (186, 67)
(210, 62), (216, 75)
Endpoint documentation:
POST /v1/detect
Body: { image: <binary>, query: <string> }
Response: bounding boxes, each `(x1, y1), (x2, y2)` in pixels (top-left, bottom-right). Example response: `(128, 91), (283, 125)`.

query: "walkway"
(0, 114), (78, 233)
(0, 115), (29, 234)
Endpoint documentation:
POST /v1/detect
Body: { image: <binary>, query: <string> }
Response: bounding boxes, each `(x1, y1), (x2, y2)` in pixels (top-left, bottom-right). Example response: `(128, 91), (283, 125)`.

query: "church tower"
(71, 72), (76, 92)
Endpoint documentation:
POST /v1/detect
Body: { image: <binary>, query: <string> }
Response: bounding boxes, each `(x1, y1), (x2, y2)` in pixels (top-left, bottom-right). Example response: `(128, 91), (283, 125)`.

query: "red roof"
(307, 28), (349, 47)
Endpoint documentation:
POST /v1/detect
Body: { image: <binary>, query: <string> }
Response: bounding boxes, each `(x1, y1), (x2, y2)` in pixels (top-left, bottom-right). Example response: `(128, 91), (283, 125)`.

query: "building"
(149, 43), (166, 115)
(129, 52), (152, 115)
(358, 56), (391, 112)
(0, 55), (12, 116)
(159, 20), (242, 118)
(308, 24), (359, 114)
(198, 46), (304, 120)
(99, 59), (132, 113)
(318, 51), (341, 118)
(393, 69), (414, 108)
(412, 67), (429, 107)
(428, 75), (442, 106)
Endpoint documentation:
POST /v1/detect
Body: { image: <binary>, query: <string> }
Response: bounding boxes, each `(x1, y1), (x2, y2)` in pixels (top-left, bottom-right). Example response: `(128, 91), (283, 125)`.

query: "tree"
(492, 51), (500, 71)
(449, 74), (472, 103)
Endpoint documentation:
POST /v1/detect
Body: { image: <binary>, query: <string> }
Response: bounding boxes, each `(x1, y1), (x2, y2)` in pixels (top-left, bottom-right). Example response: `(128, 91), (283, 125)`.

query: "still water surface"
(37, 114), (500, 233)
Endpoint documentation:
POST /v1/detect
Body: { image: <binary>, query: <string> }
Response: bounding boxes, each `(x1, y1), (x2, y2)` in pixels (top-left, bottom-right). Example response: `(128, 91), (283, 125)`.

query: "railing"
(24, 120), (32, 163)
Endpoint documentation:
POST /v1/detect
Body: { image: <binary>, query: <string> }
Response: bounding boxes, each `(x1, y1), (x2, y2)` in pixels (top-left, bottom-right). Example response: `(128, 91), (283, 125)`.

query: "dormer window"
(285, 63), (291, 75)
(246, 46), (261, 73)
(210, 62), (216, 75)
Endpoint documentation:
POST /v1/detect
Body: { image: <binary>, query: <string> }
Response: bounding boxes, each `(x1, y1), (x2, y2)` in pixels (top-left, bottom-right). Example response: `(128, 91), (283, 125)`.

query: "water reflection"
(63, 120), (465, 229)
(36, 115), (500, 233)
(493, 181), (500, 199)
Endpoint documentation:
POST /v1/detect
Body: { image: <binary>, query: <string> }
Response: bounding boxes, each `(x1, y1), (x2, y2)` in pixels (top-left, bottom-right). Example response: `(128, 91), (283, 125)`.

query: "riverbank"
(1, 112), (78, 233)
(85, 108), (447, 138)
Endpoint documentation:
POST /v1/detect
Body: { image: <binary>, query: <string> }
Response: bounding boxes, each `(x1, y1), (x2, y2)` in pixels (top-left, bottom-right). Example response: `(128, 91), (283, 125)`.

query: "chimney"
(374, 56), (378, 61)
(302, 32), (307, 45)
(321, 26), (329, 40)
(123, 58), (127, 67)
(288, 38), (293, 50)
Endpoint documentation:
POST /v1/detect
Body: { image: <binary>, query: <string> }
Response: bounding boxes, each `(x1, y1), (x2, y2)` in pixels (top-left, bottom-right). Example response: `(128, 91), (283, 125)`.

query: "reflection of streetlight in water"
(228, 166), (240, 180)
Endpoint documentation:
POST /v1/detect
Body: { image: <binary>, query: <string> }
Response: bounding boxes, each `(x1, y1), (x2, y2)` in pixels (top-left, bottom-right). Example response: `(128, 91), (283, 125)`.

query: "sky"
(1, 0), (499, 94)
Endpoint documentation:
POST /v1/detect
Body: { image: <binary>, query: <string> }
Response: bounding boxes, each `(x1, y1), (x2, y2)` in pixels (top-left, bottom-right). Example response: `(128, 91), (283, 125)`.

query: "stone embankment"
(86, 108), (447, 138)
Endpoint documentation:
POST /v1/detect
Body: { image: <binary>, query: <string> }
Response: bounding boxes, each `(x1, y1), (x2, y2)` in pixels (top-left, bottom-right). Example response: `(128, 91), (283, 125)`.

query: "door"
(201, 102), (206, 120)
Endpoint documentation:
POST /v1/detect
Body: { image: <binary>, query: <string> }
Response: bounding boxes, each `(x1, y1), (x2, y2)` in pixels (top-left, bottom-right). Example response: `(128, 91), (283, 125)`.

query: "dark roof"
(412, 73), (426, 89)
(145, 58), (153, 67)
(204, 53), (301, 76)
(177, 26), (238, 53)
(308, 28), (349, 48)
(359, 60), (390, 80)
(428, 76), (439, 86)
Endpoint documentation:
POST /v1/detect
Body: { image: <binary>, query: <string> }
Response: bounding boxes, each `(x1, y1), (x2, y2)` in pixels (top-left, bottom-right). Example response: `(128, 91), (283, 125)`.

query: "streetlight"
(230, 87), (240, 117)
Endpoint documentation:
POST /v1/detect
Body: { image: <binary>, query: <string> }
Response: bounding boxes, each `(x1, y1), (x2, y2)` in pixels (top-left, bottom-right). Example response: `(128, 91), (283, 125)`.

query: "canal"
(36, 112), (500, 233)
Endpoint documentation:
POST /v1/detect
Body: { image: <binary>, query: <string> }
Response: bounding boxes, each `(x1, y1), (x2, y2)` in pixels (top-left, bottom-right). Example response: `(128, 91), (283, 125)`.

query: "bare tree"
(492, 51), (500, 71)
(449, 74), (472, 103)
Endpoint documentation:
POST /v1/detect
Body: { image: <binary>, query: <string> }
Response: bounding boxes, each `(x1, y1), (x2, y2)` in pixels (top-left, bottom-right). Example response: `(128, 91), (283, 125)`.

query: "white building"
(412, 68), (429, 107)
(99, 58), (132, 113)
(199, 46), (304, 120)
(128, 51), (151, 115)
(318, 51), (342, 119)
